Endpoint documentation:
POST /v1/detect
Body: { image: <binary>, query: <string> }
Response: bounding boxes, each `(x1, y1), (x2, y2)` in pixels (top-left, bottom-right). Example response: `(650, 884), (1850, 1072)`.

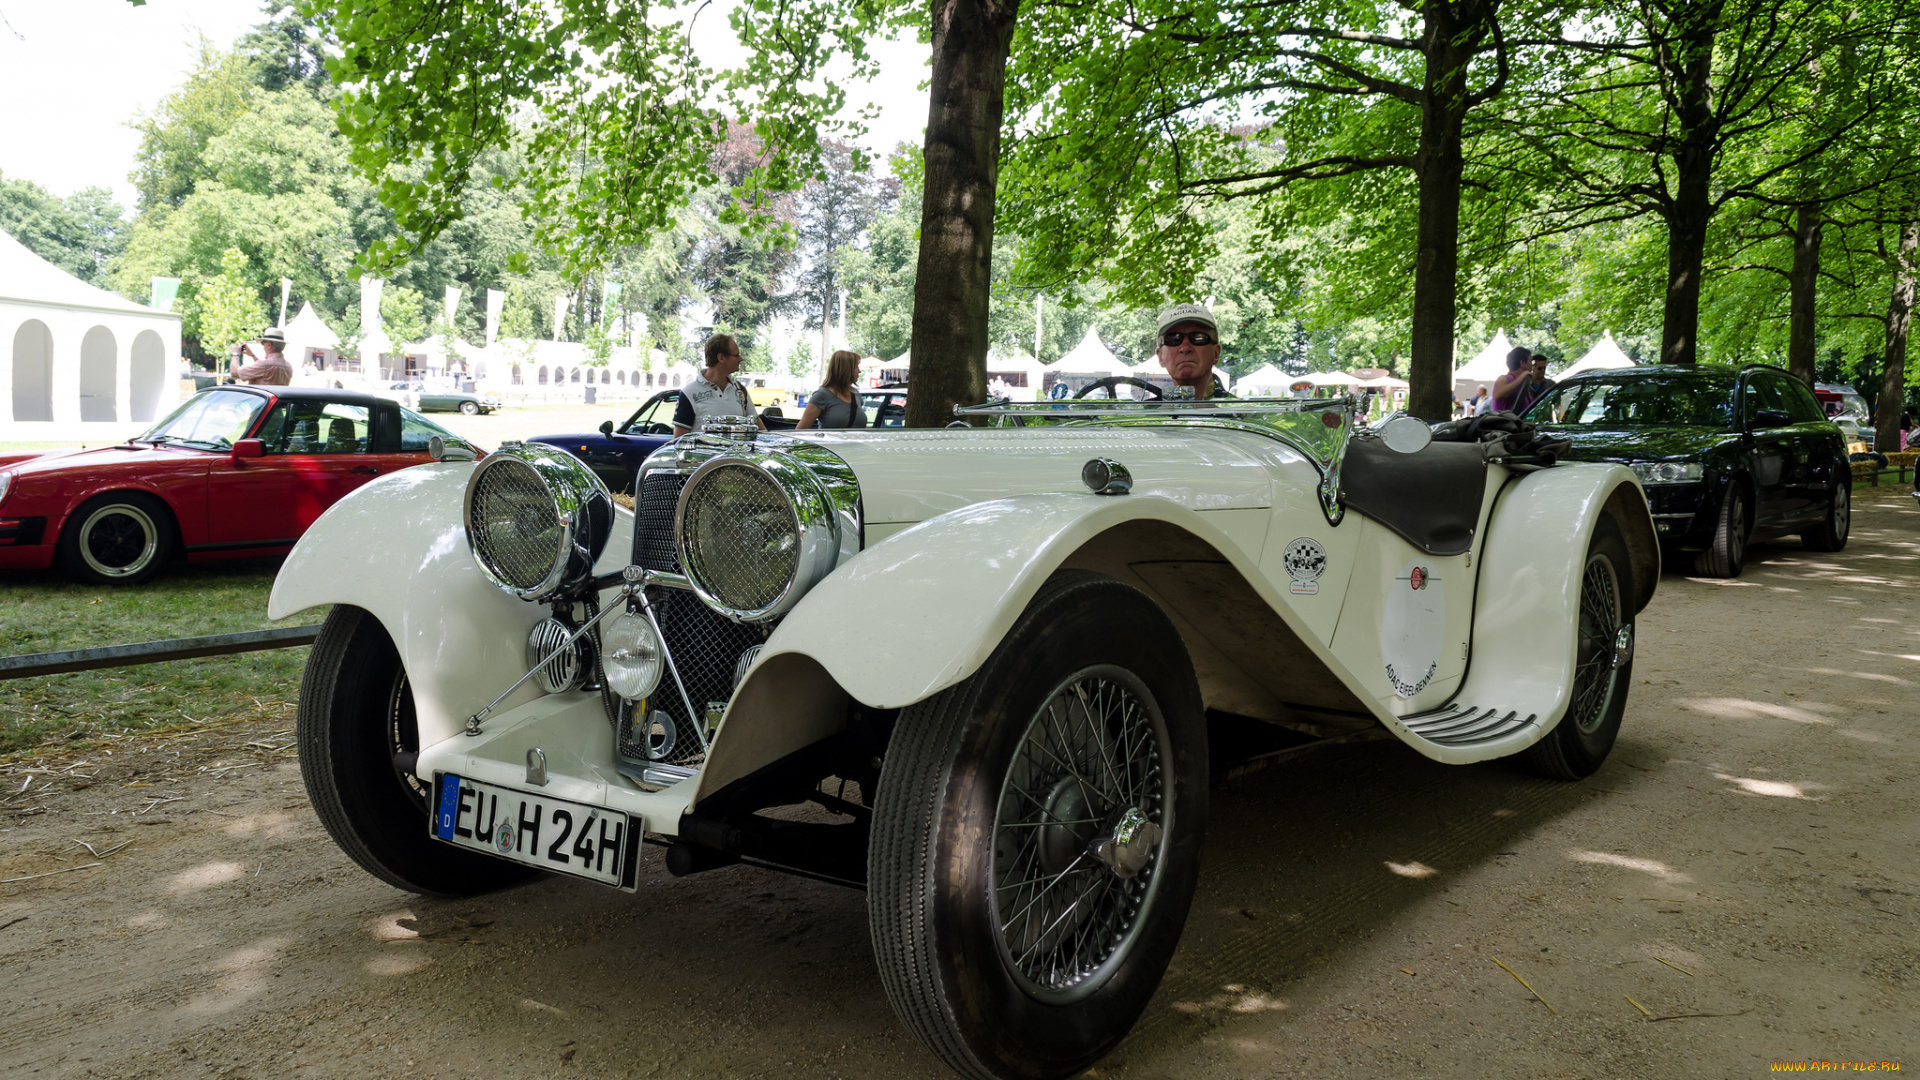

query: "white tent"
(2, 227), (182, 440)
(1236, 363), (1292, 396)
(1050, 326), (1133, 377)
(1295, 370), (1361, 388)
(283, 301), (344, 381)
(1559, 330), (1636, 379)
(1453, 329), (1516, 399)
(987, 346), (1046, 402)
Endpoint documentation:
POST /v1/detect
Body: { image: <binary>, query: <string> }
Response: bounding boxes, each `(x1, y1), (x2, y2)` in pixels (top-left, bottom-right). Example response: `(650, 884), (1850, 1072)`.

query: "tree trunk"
(1406, 1), (1485, 421)
(906, 0), (1020, 428)
(1656, 5), (1721, 366)
(1787, 202), (1823, 386)
(1874, 209), (1916, 454)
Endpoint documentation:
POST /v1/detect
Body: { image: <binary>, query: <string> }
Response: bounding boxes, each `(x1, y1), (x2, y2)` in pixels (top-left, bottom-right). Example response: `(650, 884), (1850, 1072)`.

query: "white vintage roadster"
(269, 395), (1657, 1080)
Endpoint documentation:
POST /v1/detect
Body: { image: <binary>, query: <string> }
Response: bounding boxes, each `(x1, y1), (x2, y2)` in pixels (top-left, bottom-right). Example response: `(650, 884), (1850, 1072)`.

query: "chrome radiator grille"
(620, 467), (765, 775)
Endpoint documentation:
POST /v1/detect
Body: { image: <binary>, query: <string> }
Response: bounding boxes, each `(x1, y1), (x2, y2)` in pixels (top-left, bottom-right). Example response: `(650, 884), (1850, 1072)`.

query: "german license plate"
(431, 774), (639, 889)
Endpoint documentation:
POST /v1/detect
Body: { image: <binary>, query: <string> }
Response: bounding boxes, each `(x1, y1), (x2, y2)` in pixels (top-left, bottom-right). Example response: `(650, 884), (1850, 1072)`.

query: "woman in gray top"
(797, 349), (868, 429)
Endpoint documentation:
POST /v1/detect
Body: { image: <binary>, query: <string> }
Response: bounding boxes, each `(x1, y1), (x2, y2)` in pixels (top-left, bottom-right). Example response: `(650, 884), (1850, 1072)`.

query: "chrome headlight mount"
(463, 441), (614, 603)
(672, 439), (858, 623)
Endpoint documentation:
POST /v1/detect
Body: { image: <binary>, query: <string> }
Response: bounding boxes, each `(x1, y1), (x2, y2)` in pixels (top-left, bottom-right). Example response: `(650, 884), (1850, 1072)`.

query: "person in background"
(1511, 353), (1557, 416)
(798, 350), (869, 430)
(1467, 384), (1490, 415)
(232, 327), (293, 385)
(1156, 302), (1230, 399)
(673, 333), (764, 436)
(1489, 346), (1531, 412)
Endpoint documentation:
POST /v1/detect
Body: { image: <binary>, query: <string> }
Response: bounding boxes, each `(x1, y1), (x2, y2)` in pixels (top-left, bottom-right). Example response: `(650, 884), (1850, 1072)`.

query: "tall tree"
(0, 174), (128, 282)
(791, 141), (898, 360)
(999, 0), (1518, 419)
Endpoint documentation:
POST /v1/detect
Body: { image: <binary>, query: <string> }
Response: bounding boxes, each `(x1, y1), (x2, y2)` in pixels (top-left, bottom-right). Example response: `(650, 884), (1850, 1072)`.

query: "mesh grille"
(634, 471), (686, 571)
(681, 463), (800, 613)
(617, 587), (763, 768)
(468, 459), (560, 591)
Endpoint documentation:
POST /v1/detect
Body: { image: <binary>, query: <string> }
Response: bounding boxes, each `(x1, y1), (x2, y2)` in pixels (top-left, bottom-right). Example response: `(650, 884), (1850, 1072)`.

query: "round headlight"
(602, 610), (664, 702)
(465, 442), (612, 601)
(675, 453), (843, 622)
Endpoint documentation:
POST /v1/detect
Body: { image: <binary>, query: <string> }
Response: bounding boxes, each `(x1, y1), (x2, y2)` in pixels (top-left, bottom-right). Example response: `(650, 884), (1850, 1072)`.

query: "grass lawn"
(0, 559), (320, 755)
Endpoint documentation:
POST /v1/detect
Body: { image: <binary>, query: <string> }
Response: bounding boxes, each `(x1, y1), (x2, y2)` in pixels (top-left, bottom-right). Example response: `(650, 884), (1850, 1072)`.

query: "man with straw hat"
(233, 327), (294, 386)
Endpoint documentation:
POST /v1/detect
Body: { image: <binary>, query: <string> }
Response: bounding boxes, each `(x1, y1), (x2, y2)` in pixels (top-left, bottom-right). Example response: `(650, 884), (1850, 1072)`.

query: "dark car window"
(1742, 374), (1787, 426)
(256, 401), (371, 454)
(1779, 376), (1827, 425)
(139, 389), (267, 449)
(1529, 376), (1733, 428)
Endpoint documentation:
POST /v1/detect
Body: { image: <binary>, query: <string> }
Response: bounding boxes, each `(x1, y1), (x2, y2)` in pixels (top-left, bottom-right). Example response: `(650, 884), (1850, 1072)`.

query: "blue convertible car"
(532, 389), (797, 496)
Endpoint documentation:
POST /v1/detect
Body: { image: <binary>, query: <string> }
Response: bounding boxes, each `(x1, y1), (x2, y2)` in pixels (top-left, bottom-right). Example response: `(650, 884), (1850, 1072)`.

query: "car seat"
(324, 418), (358, 453)
(288, 418), (321, 453)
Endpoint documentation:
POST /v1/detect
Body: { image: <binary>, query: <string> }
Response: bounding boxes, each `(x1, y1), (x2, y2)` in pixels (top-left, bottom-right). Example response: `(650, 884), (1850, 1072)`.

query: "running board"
(1400, 703), (1538, 747)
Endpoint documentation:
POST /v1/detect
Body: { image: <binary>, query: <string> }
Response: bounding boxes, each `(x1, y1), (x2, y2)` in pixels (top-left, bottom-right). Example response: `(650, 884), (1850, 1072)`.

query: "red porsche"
(0, 385), (477, 585)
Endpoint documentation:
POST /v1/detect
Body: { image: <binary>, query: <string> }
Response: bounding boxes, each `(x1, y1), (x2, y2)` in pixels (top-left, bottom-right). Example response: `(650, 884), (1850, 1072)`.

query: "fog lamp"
(602, 610), (664, 702)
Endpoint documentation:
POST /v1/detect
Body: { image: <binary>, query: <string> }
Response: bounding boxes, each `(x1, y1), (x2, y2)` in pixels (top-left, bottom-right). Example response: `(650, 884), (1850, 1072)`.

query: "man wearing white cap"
(1155, 303), (1228, 400)
(233, 327), (294, 386)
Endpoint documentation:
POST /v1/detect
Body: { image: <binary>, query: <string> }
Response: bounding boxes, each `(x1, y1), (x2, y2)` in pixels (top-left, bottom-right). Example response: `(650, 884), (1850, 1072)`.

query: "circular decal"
(1282, 537), (1328, 595)
(1381, 558), (1446, 698)
(494, 820), (516, 855)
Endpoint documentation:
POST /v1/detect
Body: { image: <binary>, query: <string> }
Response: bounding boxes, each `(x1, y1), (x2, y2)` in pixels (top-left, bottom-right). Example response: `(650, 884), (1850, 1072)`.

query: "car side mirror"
(232, 438), (264, 460)
(1751, 408), (1792, 429)
(599, 420), (618, 439)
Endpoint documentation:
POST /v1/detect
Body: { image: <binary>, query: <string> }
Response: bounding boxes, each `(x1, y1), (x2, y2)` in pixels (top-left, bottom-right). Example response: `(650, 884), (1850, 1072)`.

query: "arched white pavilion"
(2, 228), (182, 440)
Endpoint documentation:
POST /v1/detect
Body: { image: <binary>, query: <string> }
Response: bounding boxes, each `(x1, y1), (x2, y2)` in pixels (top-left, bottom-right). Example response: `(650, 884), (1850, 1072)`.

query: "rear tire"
(1801, 479), (1850, 552)
(58, 492), (174, 585)
(1523, 516), (1634, 780)
(1692, 485), (1746, 578)
(298, 606), (538, 897)
(869, 571), (1207, 1080)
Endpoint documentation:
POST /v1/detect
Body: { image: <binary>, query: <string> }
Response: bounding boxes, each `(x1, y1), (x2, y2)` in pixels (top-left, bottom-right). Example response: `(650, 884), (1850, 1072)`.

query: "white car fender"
(697, 490), (1374, 801)
(268, 463), (633, 748)
(1391, 463), (1655, 764)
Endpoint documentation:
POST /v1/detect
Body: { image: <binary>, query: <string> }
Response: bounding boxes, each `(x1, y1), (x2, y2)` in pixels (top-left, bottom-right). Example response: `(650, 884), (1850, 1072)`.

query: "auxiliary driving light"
(602, 610), (665, 701)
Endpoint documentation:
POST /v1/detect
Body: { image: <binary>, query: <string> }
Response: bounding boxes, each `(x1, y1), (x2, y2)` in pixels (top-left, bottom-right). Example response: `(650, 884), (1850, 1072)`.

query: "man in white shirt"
(673, 334), (765, 436)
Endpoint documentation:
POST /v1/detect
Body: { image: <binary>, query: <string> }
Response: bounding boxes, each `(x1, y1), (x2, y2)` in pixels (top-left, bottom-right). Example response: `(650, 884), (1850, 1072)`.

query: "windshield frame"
(133, 388), (268, 451)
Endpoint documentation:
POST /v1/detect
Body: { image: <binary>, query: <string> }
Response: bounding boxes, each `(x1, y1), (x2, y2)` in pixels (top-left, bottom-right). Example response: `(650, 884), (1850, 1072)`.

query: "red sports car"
(0, 385), (477, 585)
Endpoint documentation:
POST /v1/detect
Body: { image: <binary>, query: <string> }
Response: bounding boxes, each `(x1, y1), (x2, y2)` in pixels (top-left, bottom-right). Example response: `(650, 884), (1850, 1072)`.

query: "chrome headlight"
(602, 610), (665, 701)
(1629, 461), (1703, 485)
(674, 450), (846, 622)
(464, 442), (613, 602)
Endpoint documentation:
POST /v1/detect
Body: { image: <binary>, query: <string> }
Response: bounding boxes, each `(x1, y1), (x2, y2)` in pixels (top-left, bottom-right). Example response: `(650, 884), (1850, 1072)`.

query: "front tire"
(1522, 516), (1634, 780)
(459, 400), (480, 415)
(58, 492), (174, 585)
(298, 606), (538, 896)
(869, 571), (1208, 1080)
(1801, 479), (1850, 552)
(1692, 484), (1746, 578)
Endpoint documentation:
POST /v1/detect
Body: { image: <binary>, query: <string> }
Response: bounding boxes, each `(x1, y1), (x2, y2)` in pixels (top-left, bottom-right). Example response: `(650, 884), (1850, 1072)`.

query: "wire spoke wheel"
(1569, 553), (1622, 735)
(992, 667), (1168, 1003)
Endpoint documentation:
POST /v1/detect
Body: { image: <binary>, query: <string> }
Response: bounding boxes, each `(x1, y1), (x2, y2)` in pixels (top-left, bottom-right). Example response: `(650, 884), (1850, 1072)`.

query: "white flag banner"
(444, 285), (462, 328)
(552, 293), (569, 341)
(485, 288), (505, 346)
(278, 278), (292, 330)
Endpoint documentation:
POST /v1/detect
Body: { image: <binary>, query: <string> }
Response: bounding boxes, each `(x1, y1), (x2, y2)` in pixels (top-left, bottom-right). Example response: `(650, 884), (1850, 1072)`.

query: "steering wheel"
(1073, 376), (1164, 401)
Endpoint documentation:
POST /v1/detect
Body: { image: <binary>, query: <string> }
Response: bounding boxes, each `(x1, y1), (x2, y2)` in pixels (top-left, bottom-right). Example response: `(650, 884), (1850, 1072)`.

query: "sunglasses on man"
(1160, 330), (1216, 347)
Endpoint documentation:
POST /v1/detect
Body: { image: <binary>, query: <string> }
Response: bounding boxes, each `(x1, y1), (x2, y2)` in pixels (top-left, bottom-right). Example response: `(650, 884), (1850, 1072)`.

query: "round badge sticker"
(1381, 558), (1445, 698)
(494, 820), (517, 855)
(1282, 537), (1328, 595)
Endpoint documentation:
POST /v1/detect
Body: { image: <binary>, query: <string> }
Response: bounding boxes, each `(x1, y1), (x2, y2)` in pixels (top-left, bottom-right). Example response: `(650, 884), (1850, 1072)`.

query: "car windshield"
(618, 392), (678, 434)
(399, 407), (458, 451)
(136, 389), (266, 449)
(1526, 376), (1734, 429)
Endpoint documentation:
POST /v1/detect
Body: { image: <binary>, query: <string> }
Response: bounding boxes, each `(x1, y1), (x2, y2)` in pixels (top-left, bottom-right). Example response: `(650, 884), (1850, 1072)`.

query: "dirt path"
(3, 491), (1915, 1080)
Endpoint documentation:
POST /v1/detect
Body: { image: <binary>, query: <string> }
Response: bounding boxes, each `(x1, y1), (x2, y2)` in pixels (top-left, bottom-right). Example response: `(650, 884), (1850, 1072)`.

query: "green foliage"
(379, 285), (430, 346)
(582, 322), (614, 366)
(0, 173), (127, 283)
(194, 247), (266, 369)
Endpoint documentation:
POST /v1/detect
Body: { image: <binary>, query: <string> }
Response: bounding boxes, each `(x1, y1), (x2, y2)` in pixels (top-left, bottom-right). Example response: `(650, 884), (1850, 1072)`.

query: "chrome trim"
(525, 748), (547, 786)
(666, 434), (862, 623)
(1081, 457), (1132, 495)
(464, 598), (625, 735)
(1649, 512), (1697, 520)
(463, 442), (613, 602)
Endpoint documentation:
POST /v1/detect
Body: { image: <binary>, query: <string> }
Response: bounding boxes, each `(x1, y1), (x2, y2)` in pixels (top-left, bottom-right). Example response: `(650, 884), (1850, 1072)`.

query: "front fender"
(268, 463), (632, 747)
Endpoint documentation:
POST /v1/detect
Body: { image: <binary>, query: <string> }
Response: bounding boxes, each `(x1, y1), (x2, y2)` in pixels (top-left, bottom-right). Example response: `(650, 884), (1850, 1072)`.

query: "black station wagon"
(1523, 364), (1850, 577)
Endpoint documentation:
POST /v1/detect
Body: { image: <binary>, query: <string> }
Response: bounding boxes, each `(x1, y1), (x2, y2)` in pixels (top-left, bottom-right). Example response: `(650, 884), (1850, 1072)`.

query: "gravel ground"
(1, 486), (1913, 1080)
